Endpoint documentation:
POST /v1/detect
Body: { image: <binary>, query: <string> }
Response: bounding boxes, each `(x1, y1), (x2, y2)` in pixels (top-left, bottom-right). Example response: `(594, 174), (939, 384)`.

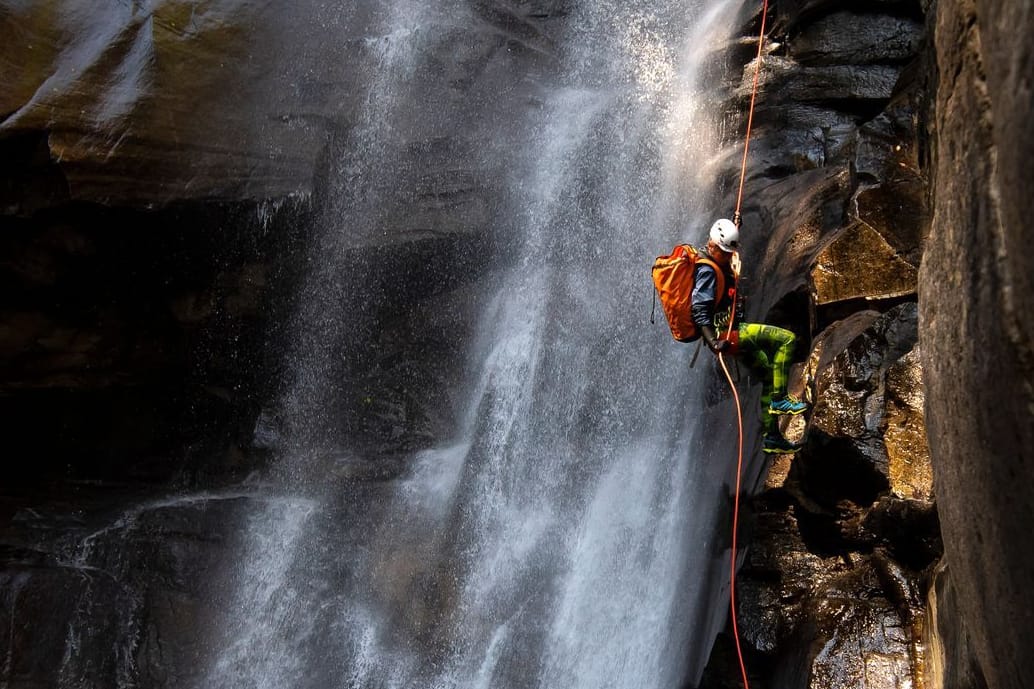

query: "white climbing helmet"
(709, 218), (740, 253)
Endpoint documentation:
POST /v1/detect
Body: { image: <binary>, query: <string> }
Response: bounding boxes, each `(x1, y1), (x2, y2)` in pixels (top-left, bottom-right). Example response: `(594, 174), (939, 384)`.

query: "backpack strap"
(696, 252), (741, 335)
(694, 254), (726, 309)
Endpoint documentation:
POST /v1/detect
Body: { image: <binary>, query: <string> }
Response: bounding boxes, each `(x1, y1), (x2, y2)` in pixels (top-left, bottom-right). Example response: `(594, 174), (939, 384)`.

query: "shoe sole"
(763, 446), (800, 454)
(769, 407), (808, 416)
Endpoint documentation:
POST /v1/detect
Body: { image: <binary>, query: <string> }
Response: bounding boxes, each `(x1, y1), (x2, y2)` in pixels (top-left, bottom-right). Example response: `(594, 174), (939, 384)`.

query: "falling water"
(204, 1), (746, 688)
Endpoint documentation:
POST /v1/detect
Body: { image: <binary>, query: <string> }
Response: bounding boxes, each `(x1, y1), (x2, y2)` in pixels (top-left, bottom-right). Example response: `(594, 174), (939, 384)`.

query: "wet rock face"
(1, 0), (545, 211)
(920, 0), (1034, 687)
(2, 1), (334, 205)
(0, 201), (313, 485)
(806, 304), (924, 496)
(742, 539), (919, 689)
(1, 491), (243, 688)
(924, 563), (989, 689)
(702, 0), (1034, 685)
(701, 1), (940, 687)
(1, 485), (392, 689)
(720, 306), (940, 689)
(1, 3), (560, 685)
(0, 0), (563, 478)
(811, 219), (918, 306)
(790, 12), (924, 66)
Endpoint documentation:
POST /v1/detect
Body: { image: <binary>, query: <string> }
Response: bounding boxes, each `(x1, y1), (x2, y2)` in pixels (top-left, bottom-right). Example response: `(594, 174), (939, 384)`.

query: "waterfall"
(204, 1), (745, 687)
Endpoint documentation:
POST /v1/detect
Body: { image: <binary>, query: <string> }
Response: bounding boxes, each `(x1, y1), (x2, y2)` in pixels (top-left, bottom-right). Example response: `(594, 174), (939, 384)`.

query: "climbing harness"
(721, 1), (770, 688)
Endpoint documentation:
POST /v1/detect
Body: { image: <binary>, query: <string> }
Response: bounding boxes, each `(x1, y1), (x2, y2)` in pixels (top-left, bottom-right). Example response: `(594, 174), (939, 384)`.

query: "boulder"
(806, 303), (920, 490)
(810, 219), (917, 306)
(882, 346), (932, 501)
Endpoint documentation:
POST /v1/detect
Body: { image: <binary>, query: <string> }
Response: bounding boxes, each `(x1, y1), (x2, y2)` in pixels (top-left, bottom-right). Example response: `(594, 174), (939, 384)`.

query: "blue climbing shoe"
(763, 433), (802, 454)
(769, 394), (808, 416)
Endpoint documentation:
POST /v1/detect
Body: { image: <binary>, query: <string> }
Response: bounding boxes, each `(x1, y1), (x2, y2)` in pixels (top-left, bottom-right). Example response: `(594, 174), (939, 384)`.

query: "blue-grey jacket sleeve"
(691, 263), (717, 328)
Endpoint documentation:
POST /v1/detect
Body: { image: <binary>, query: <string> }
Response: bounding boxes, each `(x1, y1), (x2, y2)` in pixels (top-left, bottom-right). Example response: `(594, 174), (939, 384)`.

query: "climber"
(693, 217), (808, 454)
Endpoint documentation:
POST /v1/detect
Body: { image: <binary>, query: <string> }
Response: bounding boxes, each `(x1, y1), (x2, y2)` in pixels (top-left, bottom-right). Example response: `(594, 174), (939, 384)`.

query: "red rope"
(718, 349), (749, 689)
(734, 0), (770, 219)
(723, 3), (769, 687)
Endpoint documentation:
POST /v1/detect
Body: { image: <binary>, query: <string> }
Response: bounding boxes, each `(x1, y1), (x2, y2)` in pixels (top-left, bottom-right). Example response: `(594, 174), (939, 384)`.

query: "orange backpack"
(651, 244), (724, 342)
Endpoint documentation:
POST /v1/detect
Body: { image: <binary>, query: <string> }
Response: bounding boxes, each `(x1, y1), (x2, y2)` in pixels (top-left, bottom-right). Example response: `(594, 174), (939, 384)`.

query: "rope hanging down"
(722, 1), (769, 688)
(717, 349), (748, 689)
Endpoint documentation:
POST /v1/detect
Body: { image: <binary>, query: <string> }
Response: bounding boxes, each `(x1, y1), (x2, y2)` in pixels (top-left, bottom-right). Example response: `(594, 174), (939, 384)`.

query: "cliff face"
(0, 0), (555, 482)
(3, 0), (353, 205)
(2, 0), (1032, 687)
(921, 1), (1034, 688)
(699, 0), (1034, 687)
(1, 2), (562, 684)
(696, 1), (940, 686)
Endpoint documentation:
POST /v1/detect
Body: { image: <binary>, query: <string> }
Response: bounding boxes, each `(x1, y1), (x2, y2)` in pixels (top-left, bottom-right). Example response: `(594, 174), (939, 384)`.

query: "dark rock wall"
(700, 1), (941, 687)
(921, 1), (1034, 688)
(0, 0), (560, 483)
(1, 1), (346, 204)
(698, 0), (1034, 686)
(1, 200), (310, 486)
(1, 2), (565, 685)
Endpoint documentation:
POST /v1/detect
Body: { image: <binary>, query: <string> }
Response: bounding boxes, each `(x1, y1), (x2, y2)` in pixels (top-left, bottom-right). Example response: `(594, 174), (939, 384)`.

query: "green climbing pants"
(736, 323), (797, 433)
